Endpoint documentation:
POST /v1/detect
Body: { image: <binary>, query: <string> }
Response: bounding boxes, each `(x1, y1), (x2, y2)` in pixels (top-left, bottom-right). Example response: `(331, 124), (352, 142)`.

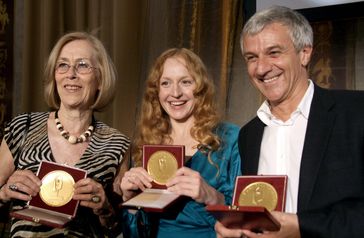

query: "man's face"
(242, 23), (312, 108)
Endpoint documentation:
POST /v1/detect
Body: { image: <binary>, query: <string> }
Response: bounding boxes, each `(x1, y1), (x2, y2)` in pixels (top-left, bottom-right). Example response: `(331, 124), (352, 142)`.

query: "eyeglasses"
(55, 61), (97, 74)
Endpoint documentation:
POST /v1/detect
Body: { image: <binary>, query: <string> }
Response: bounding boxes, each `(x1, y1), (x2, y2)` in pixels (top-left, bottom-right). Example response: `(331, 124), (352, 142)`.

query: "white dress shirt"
(256, 80), (314, 213)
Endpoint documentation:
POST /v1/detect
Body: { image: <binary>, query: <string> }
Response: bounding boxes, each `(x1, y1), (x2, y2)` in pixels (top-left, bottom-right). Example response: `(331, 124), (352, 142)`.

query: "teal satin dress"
(121, 122), (242, 238)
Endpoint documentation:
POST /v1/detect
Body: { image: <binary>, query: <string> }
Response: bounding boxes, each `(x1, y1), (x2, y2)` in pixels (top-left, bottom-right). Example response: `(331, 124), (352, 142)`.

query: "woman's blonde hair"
(44, 31), (117, 111)
(133, 48), (221, 166)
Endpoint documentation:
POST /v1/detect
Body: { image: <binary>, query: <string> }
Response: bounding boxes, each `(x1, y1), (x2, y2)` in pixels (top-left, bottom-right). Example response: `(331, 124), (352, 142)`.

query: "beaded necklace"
(54, 110), (95, 144)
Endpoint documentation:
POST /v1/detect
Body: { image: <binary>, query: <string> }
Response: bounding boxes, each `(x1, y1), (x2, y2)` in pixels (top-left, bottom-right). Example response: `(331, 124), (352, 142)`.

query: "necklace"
(55, 110), (95, 144)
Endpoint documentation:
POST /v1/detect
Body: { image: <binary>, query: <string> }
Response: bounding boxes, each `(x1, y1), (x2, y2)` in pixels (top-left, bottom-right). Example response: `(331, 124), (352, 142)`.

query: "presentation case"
(206, 175), (287, 232)
(11, 161), (87, 228)
(122, 145), (185, 212)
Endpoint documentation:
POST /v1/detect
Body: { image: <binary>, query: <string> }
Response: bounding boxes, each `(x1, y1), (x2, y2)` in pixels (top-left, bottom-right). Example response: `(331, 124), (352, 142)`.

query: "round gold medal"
(147, 150), (178, 185)
(39, 170), (75, 207)
(238, 181), (278, 211)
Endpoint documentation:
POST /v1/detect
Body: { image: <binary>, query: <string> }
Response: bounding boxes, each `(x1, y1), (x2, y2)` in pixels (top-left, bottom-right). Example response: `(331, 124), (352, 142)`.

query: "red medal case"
(206, 175), (287, 232)
(10, 160), (87, 228)
(122, 145), (185, 212)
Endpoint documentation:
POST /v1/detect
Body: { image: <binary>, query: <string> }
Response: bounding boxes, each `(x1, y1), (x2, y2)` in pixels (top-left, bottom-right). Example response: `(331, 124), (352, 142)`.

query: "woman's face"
(55, 39), (100, 110)
(158, 57), (197, 123)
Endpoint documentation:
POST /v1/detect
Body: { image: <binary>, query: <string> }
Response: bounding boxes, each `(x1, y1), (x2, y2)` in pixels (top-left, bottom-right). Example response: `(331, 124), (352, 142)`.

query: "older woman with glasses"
(0, 32), (130, 237)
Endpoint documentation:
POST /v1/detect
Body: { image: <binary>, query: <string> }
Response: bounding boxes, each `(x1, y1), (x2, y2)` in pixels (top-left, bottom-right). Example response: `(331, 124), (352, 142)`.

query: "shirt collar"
(257, 80), (314, 126)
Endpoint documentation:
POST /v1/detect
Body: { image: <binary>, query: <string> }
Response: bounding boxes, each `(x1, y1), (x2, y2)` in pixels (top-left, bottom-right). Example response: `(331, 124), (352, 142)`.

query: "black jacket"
(238, 84), (364, 238)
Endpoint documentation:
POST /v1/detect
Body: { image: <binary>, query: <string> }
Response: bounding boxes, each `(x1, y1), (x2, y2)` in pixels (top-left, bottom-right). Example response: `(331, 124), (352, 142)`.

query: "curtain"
(12, 0), (251, 139)
(0, 0), (13, 139)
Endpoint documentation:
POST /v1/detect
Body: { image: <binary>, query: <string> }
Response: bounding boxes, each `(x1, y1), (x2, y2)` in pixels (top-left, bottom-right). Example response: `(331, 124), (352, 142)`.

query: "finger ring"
(91, 195), (101, 203)
(9, 184), (18, 191)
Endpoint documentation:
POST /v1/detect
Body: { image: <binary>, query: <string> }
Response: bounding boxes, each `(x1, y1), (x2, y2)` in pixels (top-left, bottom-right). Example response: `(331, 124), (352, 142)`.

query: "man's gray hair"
(240, 5), (313, 53)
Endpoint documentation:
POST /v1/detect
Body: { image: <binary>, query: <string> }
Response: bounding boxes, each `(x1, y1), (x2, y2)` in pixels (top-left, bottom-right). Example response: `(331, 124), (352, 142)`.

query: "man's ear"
(300, 46), (313, 67)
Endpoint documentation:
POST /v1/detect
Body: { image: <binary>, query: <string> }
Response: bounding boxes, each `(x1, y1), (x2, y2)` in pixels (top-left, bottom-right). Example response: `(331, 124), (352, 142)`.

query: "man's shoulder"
(316, 85), (364, 99)
(241, 116), (262, 129)
(239, 116), (263, 138)
(316, 86), (364, 108)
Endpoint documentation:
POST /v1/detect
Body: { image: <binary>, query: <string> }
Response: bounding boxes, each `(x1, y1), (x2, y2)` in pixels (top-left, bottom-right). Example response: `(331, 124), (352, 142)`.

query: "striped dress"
(4, 112), (130, 238)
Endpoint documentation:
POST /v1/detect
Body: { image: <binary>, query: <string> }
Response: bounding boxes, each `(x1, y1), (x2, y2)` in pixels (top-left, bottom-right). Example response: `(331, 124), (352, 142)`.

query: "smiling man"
(215, 5), (364, 238)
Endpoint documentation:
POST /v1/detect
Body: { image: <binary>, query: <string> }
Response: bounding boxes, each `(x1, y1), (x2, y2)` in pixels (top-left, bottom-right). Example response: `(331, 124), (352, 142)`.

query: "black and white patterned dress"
(4, 112), (130, 238)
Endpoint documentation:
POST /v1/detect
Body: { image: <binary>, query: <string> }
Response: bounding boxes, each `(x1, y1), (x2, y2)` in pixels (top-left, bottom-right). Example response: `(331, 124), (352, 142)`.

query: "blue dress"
(122, 122), (241, 238)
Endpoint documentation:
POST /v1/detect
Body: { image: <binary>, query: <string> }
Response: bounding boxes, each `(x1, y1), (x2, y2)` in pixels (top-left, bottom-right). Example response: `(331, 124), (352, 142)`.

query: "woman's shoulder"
(214, 122), (241, 143)
(216, 122), (240, 134)
(94, 120), (130, 142)
(12, 111), (49, 119)
(7, 111), (48, 127)
(4, 112), (49, 145)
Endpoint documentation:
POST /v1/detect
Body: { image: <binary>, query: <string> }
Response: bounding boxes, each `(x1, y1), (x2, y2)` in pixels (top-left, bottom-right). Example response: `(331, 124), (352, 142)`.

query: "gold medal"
(147, 150), (178, 185)
(39, 170), (75, 207)
(238, 181), (278, 211)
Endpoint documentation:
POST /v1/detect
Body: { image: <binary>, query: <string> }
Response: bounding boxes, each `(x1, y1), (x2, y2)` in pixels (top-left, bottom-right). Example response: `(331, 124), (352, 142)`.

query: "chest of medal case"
(122, 145), (185, 212)
(10, 160), (87, 228)
(206, 175), (288, 232)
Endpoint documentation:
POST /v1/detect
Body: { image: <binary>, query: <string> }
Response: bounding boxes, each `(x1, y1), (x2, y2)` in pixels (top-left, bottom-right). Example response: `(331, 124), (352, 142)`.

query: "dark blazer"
(238, 85), (364, 238)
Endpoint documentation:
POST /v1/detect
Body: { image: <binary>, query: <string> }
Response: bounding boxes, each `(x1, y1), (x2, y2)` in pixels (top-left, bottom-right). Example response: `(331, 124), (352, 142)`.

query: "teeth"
(264, 76), (278, 83)
(65, 85), (81, 89)
(170, 101), (184, 106)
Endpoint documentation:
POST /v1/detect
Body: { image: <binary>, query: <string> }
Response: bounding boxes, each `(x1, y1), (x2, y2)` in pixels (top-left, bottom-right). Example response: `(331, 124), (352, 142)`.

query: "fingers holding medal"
(73, 177), (105, 209)
(38, 170), (105, 208)
(2, 170), (41, 201)
(121, 167), (153, 191)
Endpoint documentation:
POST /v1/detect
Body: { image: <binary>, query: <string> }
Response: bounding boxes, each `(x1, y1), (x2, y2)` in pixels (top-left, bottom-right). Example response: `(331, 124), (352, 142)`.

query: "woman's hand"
(73, 178), (109, 215)
(119, 167), (153, 201)
(0, 170), (41, 202)
(166, 167), (224, 205)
